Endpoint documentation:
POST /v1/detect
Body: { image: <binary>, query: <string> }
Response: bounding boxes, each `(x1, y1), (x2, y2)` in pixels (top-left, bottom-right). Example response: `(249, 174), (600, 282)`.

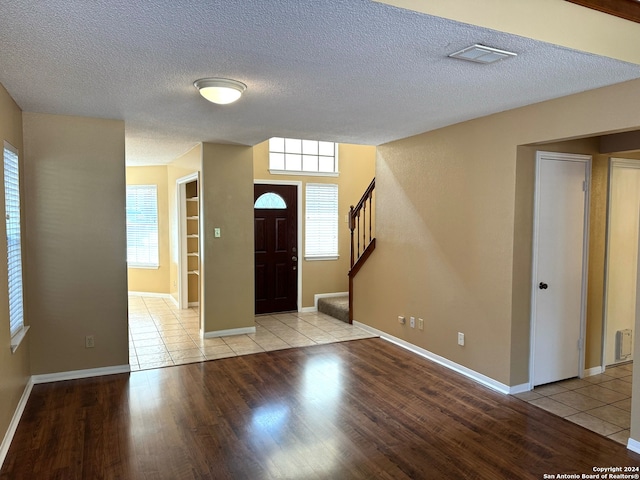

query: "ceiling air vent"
(448, 44), (517, 64)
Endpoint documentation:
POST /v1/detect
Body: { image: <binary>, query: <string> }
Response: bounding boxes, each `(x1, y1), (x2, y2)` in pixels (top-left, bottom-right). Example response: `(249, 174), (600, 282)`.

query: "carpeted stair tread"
(318, 295), (349, 323)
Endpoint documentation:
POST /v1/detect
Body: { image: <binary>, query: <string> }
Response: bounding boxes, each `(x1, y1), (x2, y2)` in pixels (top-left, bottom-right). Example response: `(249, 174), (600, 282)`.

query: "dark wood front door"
(254, 184), (298, 314)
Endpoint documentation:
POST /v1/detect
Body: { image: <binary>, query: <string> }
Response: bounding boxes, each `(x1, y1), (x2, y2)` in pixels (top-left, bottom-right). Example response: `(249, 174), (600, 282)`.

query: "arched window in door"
(254, 192), (287, 209)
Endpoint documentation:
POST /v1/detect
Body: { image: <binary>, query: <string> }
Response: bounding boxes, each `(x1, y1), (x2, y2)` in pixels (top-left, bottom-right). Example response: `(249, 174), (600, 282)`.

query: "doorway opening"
(603, 159), (640, 369)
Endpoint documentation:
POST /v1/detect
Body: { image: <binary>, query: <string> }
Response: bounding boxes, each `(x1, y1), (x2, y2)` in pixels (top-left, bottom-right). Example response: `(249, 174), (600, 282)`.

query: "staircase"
(317, 295), (349, 323)
(347, 178), (376, 323)
(315, 178), (375, 324)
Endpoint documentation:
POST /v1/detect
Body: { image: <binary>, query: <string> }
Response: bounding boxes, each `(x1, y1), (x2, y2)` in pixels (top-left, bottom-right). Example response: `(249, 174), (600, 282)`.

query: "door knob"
(292, 256), (298, 262)
(539, 282), (548, 290)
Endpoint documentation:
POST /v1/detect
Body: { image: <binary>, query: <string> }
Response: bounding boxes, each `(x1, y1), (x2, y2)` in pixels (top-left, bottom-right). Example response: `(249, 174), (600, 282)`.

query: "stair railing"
(348, 178), (376, 322)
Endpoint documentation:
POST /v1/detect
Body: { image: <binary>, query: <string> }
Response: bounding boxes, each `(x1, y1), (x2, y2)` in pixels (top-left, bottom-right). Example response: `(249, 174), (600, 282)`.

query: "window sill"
(305, 255), (339, 261)
(269, 169), (339, 178)
(10, 325), (30, 354)
(128, 264), (160, 270)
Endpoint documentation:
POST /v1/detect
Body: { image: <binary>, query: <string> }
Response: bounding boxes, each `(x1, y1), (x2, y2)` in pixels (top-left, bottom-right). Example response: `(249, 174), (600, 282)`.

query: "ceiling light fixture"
(449, 44), (517, 64)
(194, 78), (247, 105)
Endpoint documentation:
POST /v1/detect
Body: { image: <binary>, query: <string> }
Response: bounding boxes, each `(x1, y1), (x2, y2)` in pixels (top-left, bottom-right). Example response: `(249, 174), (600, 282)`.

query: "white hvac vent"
(615, 329), (633, 361)
(448, 44), (517, 64)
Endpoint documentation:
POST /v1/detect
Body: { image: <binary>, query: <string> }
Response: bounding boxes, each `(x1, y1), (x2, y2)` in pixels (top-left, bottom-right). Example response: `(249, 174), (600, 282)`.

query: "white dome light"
(194, 78), (247, 105)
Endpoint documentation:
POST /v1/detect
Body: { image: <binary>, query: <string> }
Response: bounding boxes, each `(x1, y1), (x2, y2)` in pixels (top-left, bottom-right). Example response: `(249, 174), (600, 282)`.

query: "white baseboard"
(0, 377), (34, 469)
(204, 326), (256, 339)
(313, 291), (348, 310)
(168, 295), (179, 308)
(127, 291), (172, 298)
(353, 321), (515, 394)
(31, 364), (131, 385)
(584, 366), (603, 377)
(188, 301), (200, 308)
(508, 383), (531, 394)
(299, 306), (317, 313)
(628, 438), (640, 454)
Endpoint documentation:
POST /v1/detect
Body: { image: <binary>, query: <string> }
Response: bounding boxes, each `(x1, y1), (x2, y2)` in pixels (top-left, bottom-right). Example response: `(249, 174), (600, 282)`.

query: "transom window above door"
(254, 192), (287, 209)
(269, 137), (338, 176)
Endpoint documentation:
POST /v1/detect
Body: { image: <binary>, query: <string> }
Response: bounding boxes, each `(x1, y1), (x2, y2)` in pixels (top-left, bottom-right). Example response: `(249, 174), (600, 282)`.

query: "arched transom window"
(254, 192), (287, 209)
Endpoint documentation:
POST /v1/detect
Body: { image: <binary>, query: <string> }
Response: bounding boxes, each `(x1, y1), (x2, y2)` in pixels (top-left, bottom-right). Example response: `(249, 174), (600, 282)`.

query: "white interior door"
(531, 151), (590, 387)
(604, 159), (640, 366)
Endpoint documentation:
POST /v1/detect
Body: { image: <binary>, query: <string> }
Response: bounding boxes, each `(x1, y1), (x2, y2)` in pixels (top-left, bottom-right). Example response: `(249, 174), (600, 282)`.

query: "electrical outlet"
(398, 316), (406, 325)
(410, 316), (415, 328)
(418, 318), (424, 331)
(457, 332), (465, 346)
(85, 335), (95, 348)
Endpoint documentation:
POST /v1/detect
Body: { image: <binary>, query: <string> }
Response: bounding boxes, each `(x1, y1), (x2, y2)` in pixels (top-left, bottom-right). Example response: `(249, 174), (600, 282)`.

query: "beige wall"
(253, 141), (376, 307)
(353, 78), (640, 391)
(126, 166), (170, 294)
(23, 113), (128, 374)
(0, 84), (30, 451)
(201, 143), (254, 333)
(167, 144), (201, 304)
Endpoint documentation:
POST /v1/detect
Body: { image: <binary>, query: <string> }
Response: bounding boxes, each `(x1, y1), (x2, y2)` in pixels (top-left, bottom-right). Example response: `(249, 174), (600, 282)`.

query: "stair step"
(317, 295), (349, 323)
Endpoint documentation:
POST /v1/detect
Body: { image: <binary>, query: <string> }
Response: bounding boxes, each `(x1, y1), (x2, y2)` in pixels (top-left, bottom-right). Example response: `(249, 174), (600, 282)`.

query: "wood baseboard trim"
(203, 327), (256, 339)
(353, 321), (514, 394)
(0, 377), (34, 469)
(31, 365), (131, 385)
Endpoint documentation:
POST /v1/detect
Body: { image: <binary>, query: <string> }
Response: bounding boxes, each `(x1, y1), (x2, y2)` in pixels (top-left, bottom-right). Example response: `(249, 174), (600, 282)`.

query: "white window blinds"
(305, 183), (338, 259)
(126, 185), (159, 268)
(3, 143), (25, 340)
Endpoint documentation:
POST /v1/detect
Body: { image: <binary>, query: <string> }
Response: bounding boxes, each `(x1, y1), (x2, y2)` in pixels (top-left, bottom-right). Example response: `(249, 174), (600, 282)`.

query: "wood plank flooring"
(2, 338), (640, 479)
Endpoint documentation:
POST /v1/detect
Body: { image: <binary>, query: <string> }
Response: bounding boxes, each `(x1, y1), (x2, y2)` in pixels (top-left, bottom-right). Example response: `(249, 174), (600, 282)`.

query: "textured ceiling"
(1, 0), (640, 165)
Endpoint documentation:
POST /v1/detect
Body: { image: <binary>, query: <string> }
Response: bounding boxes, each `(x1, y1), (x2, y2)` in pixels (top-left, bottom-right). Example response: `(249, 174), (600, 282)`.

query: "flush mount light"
(448, 44), (517, 64)
(194, 78), (247, 105)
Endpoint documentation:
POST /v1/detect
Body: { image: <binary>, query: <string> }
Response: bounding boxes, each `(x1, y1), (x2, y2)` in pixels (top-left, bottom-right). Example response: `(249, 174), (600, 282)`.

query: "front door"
(254, 184), (298, 314)
(531, 151), (590, 386)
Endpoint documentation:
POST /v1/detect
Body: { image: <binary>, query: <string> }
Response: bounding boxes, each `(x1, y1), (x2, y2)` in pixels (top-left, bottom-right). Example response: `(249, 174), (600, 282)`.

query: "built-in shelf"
(185, 180), (199, 306)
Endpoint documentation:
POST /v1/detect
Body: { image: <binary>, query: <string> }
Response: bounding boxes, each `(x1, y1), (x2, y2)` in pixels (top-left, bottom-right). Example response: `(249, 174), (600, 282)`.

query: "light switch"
(214, 228), (221, 238)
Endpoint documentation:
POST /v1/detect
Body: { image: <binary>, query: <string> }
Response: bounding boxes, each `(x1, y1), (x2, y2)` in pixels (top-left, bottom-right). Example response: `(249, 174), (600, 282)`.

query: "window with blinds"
(126, 185), (159, 268)
(305, 183), (339, 260)
(4, 142), (26, 347)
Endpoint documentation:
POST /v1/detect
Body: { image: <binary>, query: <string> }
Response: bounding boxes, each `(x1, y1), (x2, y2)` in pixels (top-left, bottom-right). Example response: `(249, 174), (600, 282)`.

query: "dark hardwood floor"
(2, 338), (639, 479)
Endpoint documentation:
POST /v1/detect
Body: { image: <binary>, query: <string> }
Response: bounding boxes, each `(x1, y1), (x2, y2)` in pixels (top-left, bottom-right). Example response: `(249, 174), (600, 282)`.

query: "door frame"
(254, 179), (303, 312)
(529, 151), (592, 389)
(177, 172), (200, 311)
(602, 158), (640, 371)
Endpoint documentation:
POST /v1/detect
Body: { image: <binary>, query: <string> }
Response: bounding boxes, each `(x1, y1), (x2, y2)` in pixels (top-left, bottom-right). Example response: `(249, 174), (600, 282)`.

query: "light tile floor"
(515, 363), (632, 445)
(128, 295), (376, 372)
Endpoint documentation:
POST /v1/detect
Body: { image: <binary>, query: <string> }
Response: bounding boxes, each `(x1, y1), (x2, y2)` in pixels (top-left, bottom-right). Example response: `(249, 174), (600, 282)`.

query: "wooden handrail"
(348, 178), (376, 323)
(349, 178), (375, 270)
